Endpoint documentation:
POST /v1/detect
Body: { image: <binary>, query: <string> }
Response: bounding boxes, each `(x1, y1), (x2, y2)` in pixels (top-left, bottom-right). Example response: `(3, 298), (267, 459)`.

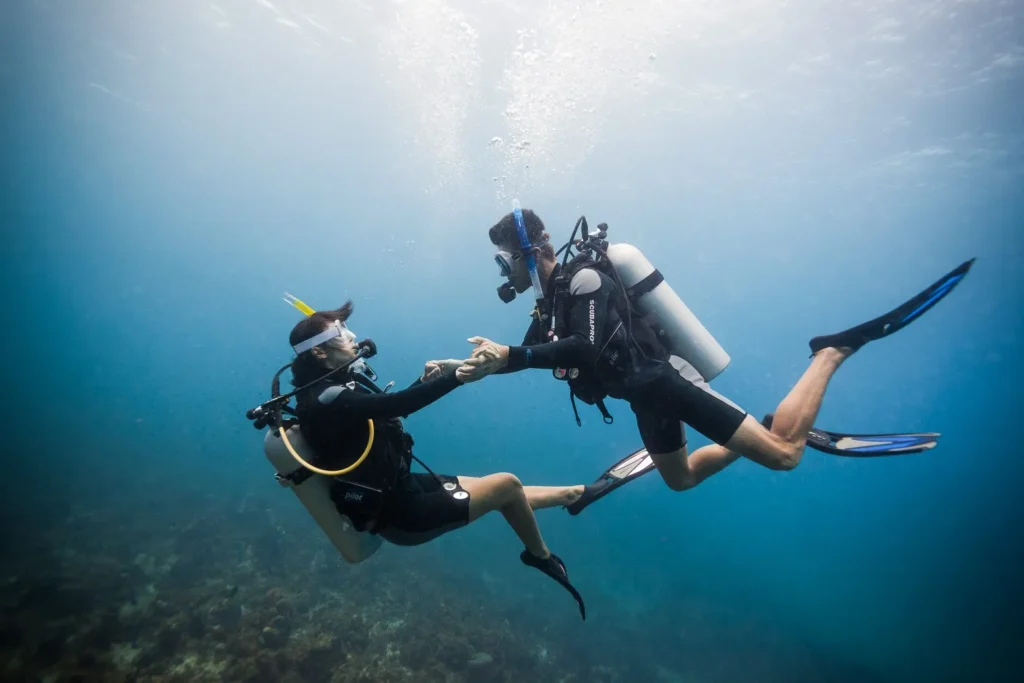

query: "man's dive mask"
(494, 249), (518, 278)
(494, 237), (548, 304)
(494, 249), (518, 303)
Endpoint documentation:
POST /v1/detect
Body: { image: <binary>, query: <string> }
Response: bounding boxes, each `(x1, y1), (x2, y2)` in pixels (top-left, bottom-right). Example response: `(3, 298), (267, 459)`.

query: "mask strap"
(292, 320), (343, 355)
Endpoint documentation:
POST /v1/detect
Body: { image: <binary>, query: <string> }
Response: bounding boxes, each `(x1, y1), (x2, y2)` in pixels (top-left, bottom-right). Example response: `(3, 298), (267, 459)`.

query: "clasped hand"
(421, 337), (509, 384)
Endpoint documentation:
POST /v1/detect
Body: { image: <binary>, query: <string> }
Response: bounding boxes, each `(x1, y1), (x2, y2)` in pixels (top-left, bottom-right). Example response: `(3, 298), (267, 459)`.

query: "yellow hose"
(278, 419), (374, 476)
(277, 292), (373, 476)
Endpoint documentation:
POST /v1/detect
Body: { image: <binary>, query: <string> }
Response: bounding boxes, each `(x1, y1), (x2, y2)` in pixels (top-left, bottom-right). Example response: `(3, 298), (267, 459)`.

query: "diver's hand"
(457, 339), (507, 383)
(456, 352), (497, 383)
(466, 336), (509, 368)
(422, 359), (463, 382)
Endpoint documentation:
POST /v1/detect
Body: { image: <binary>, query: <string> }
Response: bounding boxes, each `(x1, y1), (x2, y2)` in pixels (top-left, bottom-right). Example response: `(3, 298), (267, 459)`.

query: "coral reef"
(0, 493), (597, 683)
(1, 487), (884, 683)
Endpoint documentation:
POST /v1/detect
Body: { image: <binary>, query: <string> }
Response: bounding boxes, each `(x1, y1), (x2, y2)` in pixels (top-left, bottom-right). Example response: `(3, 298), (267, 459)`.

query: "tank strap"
(270, 417), (307, 486)
(627, 269), (664, 300)
(274, 466), (315, 487)
(552, 275), (570, 340)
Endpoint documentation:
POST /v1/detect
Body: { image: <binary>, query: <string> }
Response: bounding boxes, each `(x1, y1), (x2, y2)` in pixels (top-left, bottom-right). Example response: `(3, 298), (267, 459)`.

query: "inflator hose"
(278, 419), (375, 476)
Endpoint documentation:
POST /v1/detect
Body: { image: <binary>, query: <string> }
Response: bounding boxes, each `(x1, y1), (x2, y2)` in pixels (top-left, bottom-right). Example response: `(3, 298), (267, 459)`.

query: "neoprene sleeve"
(313, 370), (461, 420)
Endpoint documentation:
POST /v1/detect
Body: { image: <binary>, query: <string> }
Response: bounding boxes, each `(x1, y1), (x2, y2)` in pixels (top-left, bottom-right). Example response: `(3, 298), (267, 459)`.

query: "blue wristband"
(525, 348), (532, 366)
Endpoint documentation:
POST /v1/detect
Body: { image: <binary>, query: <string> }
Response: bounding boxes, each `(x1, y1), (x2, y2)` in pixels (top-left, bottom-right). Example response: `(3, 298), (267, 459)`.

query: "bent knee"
(497, 472), (523, 487)
(492, 472), (524, 492)
(659, 468), (697, 492)
(665, 476), (697, 492)
(650, 447), (696, 492)
(769, 441), (803, 471)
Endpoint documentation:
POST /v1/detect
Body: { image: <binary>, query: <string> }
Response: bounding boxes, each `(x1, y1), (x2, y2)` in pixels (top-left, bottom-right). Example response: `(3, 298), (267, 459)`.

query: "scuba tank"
(264, 424), (384, 561)
(605, 242), (730, 381)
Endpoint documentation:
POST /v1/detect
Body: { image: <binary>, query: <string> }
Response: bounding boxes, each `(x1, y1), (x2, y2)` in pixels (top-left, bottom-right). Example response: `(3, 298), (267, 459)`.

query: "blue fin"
(762, 414), (940, 457)
(809, 258), (975, 355)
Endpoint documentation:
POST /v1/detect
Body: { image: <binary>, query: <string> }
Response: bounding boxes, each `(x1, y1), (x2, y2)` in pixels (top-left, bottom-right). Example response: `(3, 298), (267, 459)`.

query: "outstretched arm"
(464, 268), (616, 378)
(317, 369), (463, 421)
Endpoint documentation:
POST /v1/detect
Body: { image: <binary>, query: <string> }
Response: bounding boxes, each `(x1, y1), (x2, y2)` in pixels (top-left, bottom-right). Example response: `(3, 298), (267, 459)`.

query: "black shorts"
(628, 356), (748, 453)
(377, 473), (471, 546)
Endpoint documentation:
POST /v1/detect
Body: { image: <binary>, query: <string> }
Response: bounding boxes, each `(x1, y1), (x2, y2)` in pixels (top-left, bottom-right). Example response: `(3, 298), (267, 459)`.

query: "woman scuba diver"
(253, 299), (587, 619)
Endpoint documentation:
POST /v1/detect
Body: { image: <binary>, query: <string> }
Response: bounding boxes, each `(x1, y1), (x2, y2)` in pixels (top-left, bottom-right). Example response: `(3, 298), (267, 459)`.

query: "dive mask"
(293, 320), (374, 376)
(292, 319), (357, 355)
(494, 249), (518, 278)
(495, 250), (519, 303)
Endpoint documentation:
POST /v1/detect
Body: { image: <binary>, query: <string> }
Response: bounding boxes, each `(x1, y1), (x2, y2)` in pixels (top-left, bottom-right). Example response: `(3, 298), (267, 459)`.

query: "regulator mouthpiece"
(497, 282), (517, 303)
(356, 338), (377, 359)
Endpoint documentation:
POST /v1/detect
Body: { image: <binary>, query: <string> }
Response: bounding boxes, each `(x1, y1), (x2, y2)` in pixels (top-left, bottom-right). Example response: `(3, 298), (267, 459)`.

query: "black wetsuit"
(295, 368), (471, 545)
(503, 264), (748, 452)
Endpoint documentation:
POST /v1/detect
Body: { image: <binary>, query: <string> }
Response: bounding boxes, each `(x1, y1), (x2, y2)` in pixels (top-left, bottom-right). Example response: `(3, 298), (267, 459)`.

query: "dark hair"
(289, 300), (353, 387)
(488, 209), (556, 260)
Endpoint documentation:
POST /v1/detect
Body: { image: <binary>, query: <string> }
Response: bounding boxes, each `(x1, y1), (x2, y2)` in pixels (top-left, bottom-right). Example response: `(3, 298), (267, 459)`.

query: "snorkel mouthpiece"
(512, 199), (545, 302)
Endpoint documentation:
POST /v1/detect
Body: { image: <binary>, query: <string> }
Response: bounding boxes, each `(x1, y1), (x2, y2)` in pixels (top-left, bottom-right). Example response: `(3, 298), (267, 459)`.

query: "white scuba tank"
(264, 426), (383, 562)
(605, 243), (730, 381)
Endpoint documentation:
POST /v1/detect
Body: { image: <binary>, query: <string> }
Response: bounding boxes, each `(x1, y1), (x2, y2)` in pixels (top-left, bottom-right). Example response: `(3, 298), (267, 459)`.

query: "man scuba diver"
(460, 203), (974, 514)
(246, 297), (587, 619)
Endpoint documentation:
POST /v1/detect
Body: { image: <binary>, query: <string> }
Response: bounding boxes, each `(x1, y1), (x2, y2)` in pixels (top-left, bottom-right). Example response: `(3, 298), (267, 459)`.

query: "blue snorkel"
(512, 199), (545, 303)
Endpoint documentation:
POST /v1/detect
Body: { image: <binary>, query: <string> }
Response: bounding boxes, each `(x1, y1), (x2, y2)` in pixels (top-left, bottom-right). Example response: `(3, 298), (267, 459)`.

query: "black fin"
(520, 550), (586, 620)
(566, 447), (656, 516)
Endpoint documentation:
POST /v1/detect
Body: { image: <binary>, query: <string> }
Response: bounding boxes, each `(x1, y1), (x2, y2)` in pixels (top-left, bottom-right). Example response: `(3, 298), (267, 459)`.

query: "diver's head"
(288, 300), (360, 386)
(488, 208), (556, 294)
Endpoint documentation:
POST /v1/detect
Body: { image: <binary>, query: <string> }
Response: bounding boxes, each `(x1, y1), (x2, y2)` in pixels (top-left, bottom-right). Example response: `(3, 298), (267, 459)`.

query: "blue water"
(4, 2), (1023, 682)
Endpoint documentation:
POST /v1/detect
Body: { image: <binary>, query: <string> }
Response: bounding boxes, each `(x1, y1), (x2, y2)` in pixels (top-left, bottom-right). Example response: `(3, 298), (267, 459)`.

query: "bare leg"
(724, 347), (850, 470)
(457, 474), (550, 558)
(523, 485), (585, 510)
(651, 347), (851, 488)
(651, 444), (741, 491)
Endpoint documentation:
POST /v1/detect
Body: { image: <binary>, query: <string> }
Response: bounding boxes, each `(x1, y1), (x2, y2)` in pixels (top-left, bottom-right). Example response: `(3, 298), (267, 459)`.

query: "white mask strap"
(292, 320), (344, 355)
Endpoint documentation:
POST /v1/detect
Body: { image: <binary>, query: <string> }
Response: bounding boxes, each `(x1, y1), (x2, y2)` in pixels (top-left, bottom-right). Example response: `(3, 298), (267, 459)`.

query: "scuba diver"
(460, 202), (974, 514)
(246, 296), (587, 620)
